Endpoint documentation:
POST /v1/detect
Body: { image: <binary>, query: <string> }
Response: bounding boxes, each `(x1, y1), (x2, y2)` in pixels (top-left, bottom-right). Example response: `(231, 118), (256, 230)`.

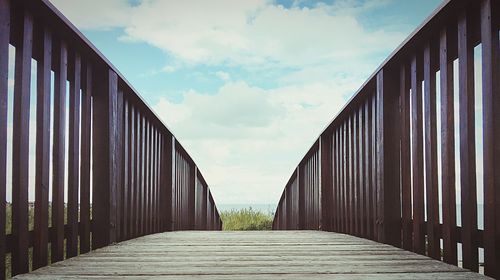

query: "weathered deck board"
(14, 231), (489, 279)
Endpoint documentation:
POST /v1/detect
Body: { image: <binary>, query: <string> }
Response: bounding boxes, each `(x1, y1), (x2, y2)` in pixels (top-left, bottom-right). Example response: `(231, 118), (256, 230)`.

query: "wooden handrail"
(273, 0), (500, 278)
(0, 0), (223, 278)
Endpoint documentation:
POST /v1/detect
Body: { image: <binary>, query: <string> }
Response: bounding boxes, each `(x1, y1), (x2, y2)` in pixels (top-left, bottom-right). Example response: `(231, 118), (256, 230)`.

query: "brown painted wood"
(67, 52), (81, 258)
(364, 100), (373, 240)
(439, 24), (457, 266)
(116, 90), (124, 241)
(143, 122), (149, 233)
(33, 26), (51, 270)
(410, 53), (425, 254)
(0, 0), (9, 277)
(375, 69), (401, 247)
(358, 105), (365, 238)
(347, 117), (353, 234)
(480, 0), (500, 277)
(332, 130), (338, 232)
(130, 106), (137, 238)
(80, 62), (92, 254)
(189, 165), (196, 230)
(370, 96), (377, 241)
(122, 99), (129, 239)
(138, 112), (144, 236)
(51, 39), (67, 264)
(423, 42), (440, 260)
(320, 134), (332, 232)
(163, 134), (173, 232)
(457, 10), (478, 272)
(152, 128), (157, 233)
(399, 63), (412, 251)
(353, 112), (359, 236)
(92, 69), (119, 249)
(341, 122), (346, 233)
(12, 10), (33, 276)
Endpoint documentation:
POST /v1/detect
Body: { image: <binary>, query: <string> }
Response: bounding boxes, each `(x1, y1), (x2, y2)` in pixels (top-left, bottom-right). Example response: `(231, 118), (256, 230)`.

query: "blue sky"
(47, 0), (443, 205)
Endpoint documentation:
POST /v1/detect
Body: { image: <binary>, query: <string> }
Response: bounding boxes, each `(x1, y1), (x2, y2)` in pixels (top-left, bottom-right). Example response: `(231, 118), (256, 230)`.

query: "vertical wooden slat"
(481, 0), (500, 277)
(171, 137), (176, 231)
(424, 41), (440, 260)
(376, 68), (401, 247)
(365, 98), (374, 240)
(347, 117), (353, 234)
(332, 130), (338, 232)
(33, 26), (51, 270)
(359, 106), (365, 238)
(12, 10), (33, 275)
(320, 134), (332, 232)
(341, 122), (346, 233)
(353, 112), (359, 236)
(138, 113), (144, 235)
(122, 99), (129, 239)
(129, 106), (136, 237)
(67, 52), (81, 258)
(51, 39), (67, 263)
(481, 0), (500, 278)
(400, 63), (412, 251)
(116, 89), (124, 241)
(411, 54), (425, 254)
(440, 25), (457, 266)
(151, 126), (156, 232)
(372, 96), (378, 241)
(80, 63), (91, 254)
(189, 166), (196, 230)
(133, 108), (139, 237)
(92, 69), (119, 249)
(298, 164), (304, 229)
(163, 134), (173, 231)
(144, 121), (150, 234)
(0, 0), (9, 276)
(458, 10), (478, 272)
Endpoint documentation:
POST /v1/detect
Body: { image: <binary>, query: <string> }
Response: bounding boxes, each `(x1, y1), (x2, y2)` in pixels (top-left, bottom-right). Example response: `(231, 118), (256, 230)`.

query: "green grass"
(220, 208), (274, 231)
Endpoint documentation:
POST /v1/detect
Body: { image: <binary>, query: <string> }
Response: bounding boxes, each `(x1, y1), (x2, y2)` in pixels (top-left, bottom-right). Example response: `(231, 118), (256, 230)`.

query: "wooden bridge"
(0, 0), (498, 279)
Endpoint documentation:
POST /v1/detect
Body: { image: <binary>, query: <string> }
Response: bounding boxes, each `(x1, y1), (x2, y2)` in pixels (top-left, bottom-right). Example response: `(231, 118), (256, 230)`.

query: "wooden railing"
(0, 0), (222, 278)
(273, 0), (500, 277)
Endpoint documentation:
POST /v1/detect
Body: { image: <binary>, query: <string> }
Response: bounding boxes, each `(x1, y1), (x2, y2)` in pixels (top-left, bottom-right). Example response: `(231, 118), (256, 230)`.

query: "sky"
(43, 0), (444, 206)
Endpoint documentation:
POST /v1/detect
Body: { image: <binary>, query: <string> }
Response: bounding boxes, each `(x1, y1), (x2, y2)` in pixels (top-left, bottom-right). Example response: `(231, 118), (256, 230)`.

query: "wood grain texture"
(12, 10), (33, 276)
(480, 0), (500, 277)
(0, 0), (9, 277)
(33, 26), (51, 270)
(439, 25), (457, 266)
(458, 10), (478, 272)
(13, 231), (488, 279)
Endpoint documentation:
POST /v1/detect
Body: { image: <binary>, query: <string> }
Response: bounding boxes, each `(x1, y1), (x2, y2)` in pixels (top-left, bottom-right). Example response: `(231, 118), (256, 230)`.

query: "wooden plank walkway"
(14, 231), (489, 279)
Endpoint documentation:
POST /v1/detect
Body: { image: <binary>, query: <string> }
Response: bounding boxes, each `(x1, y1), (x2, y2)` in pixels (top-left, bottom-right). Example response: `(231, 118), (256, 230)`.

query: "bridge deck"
(15, 231), (487, 279)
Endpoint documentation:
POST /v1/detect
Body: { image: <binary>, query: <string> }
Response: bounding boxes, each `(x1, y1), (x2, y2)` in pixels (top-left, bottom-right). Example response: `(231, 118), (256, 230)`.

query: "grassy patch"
(220, 208), (274, 231)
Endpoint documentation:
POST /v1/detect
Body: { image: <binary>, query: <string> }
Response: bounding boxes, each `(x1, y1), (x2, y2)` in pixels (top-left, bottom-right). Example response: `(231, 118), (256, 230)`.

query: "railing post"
(0, 0), (8, 277)
(481, 0), (500, 277)
(320, 133), (333, 232)
(375, 68), (401, 247)
(298, 166), (304, 229)
(92, 68), (121, 248)
(189, 166), (197, 230)
(160, 134), (173, 232)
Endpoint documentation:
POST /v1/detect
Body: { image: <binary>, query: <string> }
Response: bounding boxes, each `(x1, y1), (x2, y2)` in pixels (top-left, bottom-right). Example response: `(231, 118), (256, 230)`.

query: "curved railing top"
(274, 0), (499, 278)
(1, 0), (223, 278)
(25, 0), (180, 144)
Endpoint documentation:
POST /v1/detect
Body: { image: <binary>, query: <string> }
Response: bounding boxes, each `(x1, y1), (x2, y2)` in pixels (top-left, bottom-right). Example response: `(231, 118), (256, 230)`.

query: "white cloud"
(154, 79), (352, 204)
(44, 0), (418, 206)
(216, 71), (230, 81)
(121, 0), (403, 68)
(48, 0), (404, 70)
(48, 0), (133, 30)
